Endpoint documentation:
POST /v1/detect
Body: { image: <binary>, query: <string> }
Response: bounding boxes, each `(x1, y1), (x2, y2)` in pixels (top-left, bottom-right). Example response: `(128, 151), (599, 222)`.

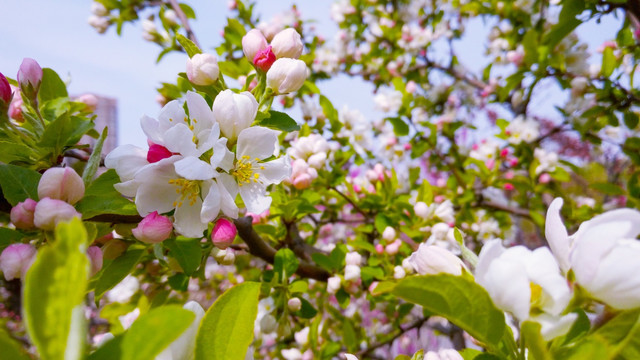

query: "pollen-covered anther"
(168, 178), (200, 207)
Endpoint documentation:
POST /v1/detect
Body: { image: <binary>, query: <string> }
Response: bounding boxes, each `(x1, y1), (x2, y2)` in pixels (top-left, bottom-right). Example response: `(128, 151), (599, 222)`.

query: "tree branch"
(168, 0), (200, 48)
(357, 317), (428, 357)
(234, 216), (331, 281)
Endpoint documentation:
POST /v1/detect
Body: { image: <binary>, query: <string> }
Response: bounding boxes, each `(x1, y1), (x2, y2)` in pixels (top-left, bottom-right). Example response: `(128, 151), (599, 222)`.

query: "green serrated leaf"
(255, 110), (300, 132)
(177, 34), (202, 58)
(274, 248), (299, 282)
(0, 164), (41, 206)
(165, 237), (202, 275)
(38, 68), (68, 103)
(195, 282), (260, 360)
(75, 169), (139, 218)
(393, 275), (507, 355)
(23, 218), (89, 360)
(83, 127), (108, 187)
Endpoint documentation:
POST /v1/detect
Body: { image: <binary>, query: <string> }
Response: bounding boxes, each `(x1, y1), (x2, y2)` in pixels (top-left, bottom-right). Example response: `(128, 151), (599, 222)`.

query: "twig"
(330, 187), (368, 217)
(357, 317), (427, 357)
(481, 200), (532, 219)
(168, 0), (200, 48)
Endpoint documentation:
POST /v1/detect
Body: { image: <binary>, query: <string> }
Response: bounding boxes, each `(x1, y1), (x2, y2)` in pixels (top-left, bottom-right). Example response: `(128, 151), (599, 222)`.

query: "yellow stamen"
(168, 179), (200, 208)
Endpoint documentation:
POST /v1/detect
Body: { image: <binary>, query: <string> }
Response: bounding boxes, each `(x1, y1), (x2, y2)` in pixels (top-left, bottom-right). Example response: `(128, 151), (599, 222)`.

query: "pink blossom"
(132, 211), (173, 243)
(211, 218), (237, 250)
(253, 46), (276, 72)
(0, 72), (11, 104)
(87, 246), (103, 276)
(10, 199), (37, 229)
(0, 243), (37, 281)
(147, 143), (174, 163)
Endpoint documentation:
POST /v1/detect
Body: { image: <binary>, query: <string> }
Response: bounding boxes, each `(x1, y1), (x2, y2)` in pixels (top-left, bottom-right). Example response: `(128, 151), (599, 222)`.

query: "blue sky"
(0, 1), (623, 148)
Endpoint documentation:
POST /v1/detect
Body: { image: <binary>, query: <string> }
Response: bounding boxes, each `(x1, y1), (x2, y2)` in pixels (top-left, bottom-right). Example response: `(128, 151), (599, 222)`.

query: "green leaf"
(0, 228), (26, 251)
(38, 68), (68, 103)
(0, 329), (31, 360)
(624, 112), (639, 130)
(177, 34), (202, 58)
(121, 305), (195, 360)
(274, 248), (299, 282)
(165, 237), (203, 275)
(296, 297), (318, 319)
(255, 110), (300, 132)
(95, 248), (145, 300)
(543, 0), (585, 48)
(23, 218), (89, 360)
(87, 335), (123, 360)
(393, 275), (507, 354)
(0, 164), (41, 206)
(179, 3), (196, 19)
(0, 141), (34, 164)
(388, 117), (409, 136)
(602, 46), (615, 78)
(195, 282), (260, 360)
(76, 169), (139, 218)
(83, 127), (108, 187)
(319, 95), (341, 132)
(39, 113), (93, 153)
(522, 321), (552, 360)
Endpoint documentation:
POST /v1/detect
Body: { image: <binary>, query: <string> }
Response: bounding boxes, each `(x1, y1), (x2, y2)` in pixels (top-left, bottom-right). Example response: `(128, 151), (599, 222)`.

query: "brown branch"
(285, 221), (328, 263)
(86, 214), (143, 223)
(234, 216), (331, 281)
(481, 200), (532, 219)
(168, 0), (200, 48)
(330, 187), (368, 217)
(357, 317), (428, 357)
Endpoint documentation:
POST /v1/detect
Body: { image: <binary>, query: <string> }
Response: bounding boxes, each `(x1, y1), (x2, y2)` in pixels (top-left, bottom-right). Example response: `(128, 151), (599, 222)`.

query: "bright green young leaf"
(94, 247), (145, 300)
(164, 237), (203, 275)
(23, 218), (89, 360)
(38, 68), (68, 103)
(83, 127), (108, 187)
(393, 275), (507, 354)
(256, 110), (300, 132)
(0, 329), (31, 360)
(602, 46), (616, 78)
(387, 117), (409, 136)
(121, 305), (195, 360)
(0, 164), (41, 206)
(76, 169), (138, 218)
(195, 282), (260, 360)
(522, 321), (552, 360)
(543, 0), (585, 48)
(39, 113), (93, 153)
(0, 141), (34, 164)
(319, 95), (341, 132)
(274, 248), (299, 281)
(87, 335), (123, 360)
(0, 228), (26, 251)
(177, 34), (202, 58)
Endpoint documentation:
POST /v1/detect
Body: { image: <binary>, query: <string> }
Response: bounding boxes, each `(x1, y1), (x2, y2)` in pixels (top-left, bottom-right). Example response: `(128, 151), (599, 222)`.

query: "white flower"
(394, 265), (406, 279)
(186, 54), (220, 86)
(345, 252), (362, 266)
(266, 58), (308, 94)
(327, 275), (341, 294)
(107, 275), (139, 303)
(407, 243), (465, 276)
(505, 115), (539, 144)
(155, 301), (205, 360)
(546, 198), (640, 309)
(281, 349), (303, 360)
(344, 264), (361, 281)
(382, 226), (396, 241)
(287, 134), (331, 169)
(374, 90), (403, 113)
(217, 126), (291, 215)
(475, 240), (572, 326)
(270, 28), (304, 59)
(212, 90), (258, 143)
(534, 148), (558, 175)
(88, 15), (109, 33)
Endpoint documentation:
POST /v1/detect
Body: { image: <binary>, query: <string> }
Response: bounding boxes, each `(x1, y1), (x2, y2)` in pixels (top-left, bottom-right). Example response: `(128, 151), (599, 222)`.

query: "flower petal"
(174, 156), (215, 180)
(186, 91), (214, 134)
(173, 197), (208, 238)
(545, 198), (570, 273)
(237, 126), (279, 160)
(239, 181), (271, 214)
(217, 174), (239, 219)
(140, 115), (163, 145)
(158, 100), (187, 134)
(164, 123), (198, 156)
(104, 144), (148, 181)
(200, 180), (221, 223)
(259, 157), (291, 184)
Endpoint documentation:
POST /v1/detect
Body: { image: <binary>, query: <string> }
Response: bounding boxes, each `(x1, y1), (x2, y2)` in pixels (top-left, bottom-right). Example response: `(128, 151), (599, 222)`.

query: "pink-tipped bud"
(405, 80), (417, 94)
(10, 198), (37, 229)
(0, 72), (11, 104)
(87, 246), (103, 276)
(253, 46), (276, 72)
(17, 58), (43, 95)
(0, 243), (37, 281)
(211, 218), (237, 250)
(147, 143), (173, 163)
(9, 90), (23, 121)
(270, 28), (304, 59)
(500, 148), (509, 157)
(539, 173), (551, 184)
(375, 244), (384, 254)
(385, 239), (402, 255)
(266, 58), (308, 94)
(38, 167), (85, 205)
(132, 211), (173, 244)
(242, 29), (268, 62)
(382, 226), (396, 241)
(504, 183), (515, 191)
(186, 53), (220, 86)
(33, 198), (81, 230)
(292, 173), (313, 190)
(76, 93), (98, 111)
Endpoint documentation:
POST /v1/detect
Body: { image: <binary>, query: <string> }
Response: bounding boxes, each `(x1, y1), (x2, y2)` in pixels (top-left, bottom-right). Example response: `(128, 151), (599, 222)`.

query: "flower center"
(168, 179), (200, 207)
(232, 155), (264, 186)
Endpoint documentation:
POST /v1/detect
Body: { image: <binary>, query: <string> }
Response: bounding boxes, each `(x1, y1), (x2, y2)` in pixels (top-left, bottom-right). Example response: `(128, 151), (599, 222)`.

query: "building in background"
(86, 94), (118, 154)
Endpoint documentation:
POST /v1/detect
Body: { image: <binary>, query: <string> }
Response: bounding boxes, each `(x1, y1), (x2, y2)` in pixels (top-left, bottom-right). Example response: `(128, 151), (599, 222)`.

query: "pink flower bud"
(375, 244), (384, 254)
(76, 93), (98, 111)
(147, 143), (173, 163)
(500, 148), (509, 157)
(186, 53), (220, 86)
(509, 158), (519, 167)
(266, 58), (308, 94)
(211, 218), (237, 249)
(17, 58), (43, 93)
(10, 198), (37, 229)
(253, 46), (276, 72)
(0, 243), (37, 281)
(293, 173), (313, 189)
(0, 72), (11, 104)
(242, 29), (268, 62)
(504, 170), (514, 180)
(87, 246), (103, 276)
(132, 211), (173, 244)
(405, 80), (417, 94)
(9, 90), (23, 122)
(385, 239), (402, 255)
(382, 226), (396, 241)
(504, 183), (515, 191)
(539, 173), (551, 184)
(270, 28), (304, 59)
(38, 167), (85, 205)
(33, 198), (81, 230)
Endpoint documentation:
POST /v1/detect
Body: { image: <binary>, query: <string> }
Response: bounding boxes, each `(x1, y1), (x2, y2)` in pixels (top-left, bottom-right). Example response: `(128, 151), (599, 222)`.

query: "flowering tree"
(2, 0), (640, 359)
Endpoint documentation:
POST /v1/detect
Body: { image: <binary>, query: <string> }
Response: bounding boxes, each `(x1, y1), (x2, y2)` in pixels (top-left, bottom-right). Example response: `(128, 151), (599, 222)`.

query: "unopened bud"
(406, 243), (465, 276)
(38, 167), (85, 205)
(414, 201), (430, 219)
(87, 246), (103, 276)
(287, 297), (302, 312)
(0, 243), (37, 281)
(211, 218), (237, 249)
(33, 198), (81, 230)
(327, 275), (341, 294)
(0, 72), (11, 104)
(266, 58), (307, 94)
(17, 58), (43, 98)
(76, 93), (98, 111)
(214, 248), (235, 265)
(132, 211), (173, 244)
(270, 28), (304, 59)
(242, 29), (268, 63)
(260, 314), (277, 333)
(253, 46), (276, 72)
(10, 198), (37, 229)
(382, 226), (396, 241)
(186, 53), (220, 86)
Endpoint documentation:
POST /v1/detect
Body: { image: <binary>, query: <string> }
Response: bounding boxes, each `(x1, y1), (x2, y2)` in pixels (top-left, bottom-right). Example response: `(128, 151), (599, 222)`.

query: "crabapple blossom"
(212, 90), (258, 143)
(242, 29), (269, 62)
(0, 72), (11, 104)
(266, 58), (307, 94)
(10, 198), (37, 229)
(132, 211), (173, 244)
(270, 28), (304, 59)
(87, 246), (103, 276)
(211, 218), (237, 250)
(406, 244), (465, 276)
(0, 243), (36, 281)
(186, 53), (220, 86)
(33, 198), (81, 230)
(38, 167), (85, 205)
